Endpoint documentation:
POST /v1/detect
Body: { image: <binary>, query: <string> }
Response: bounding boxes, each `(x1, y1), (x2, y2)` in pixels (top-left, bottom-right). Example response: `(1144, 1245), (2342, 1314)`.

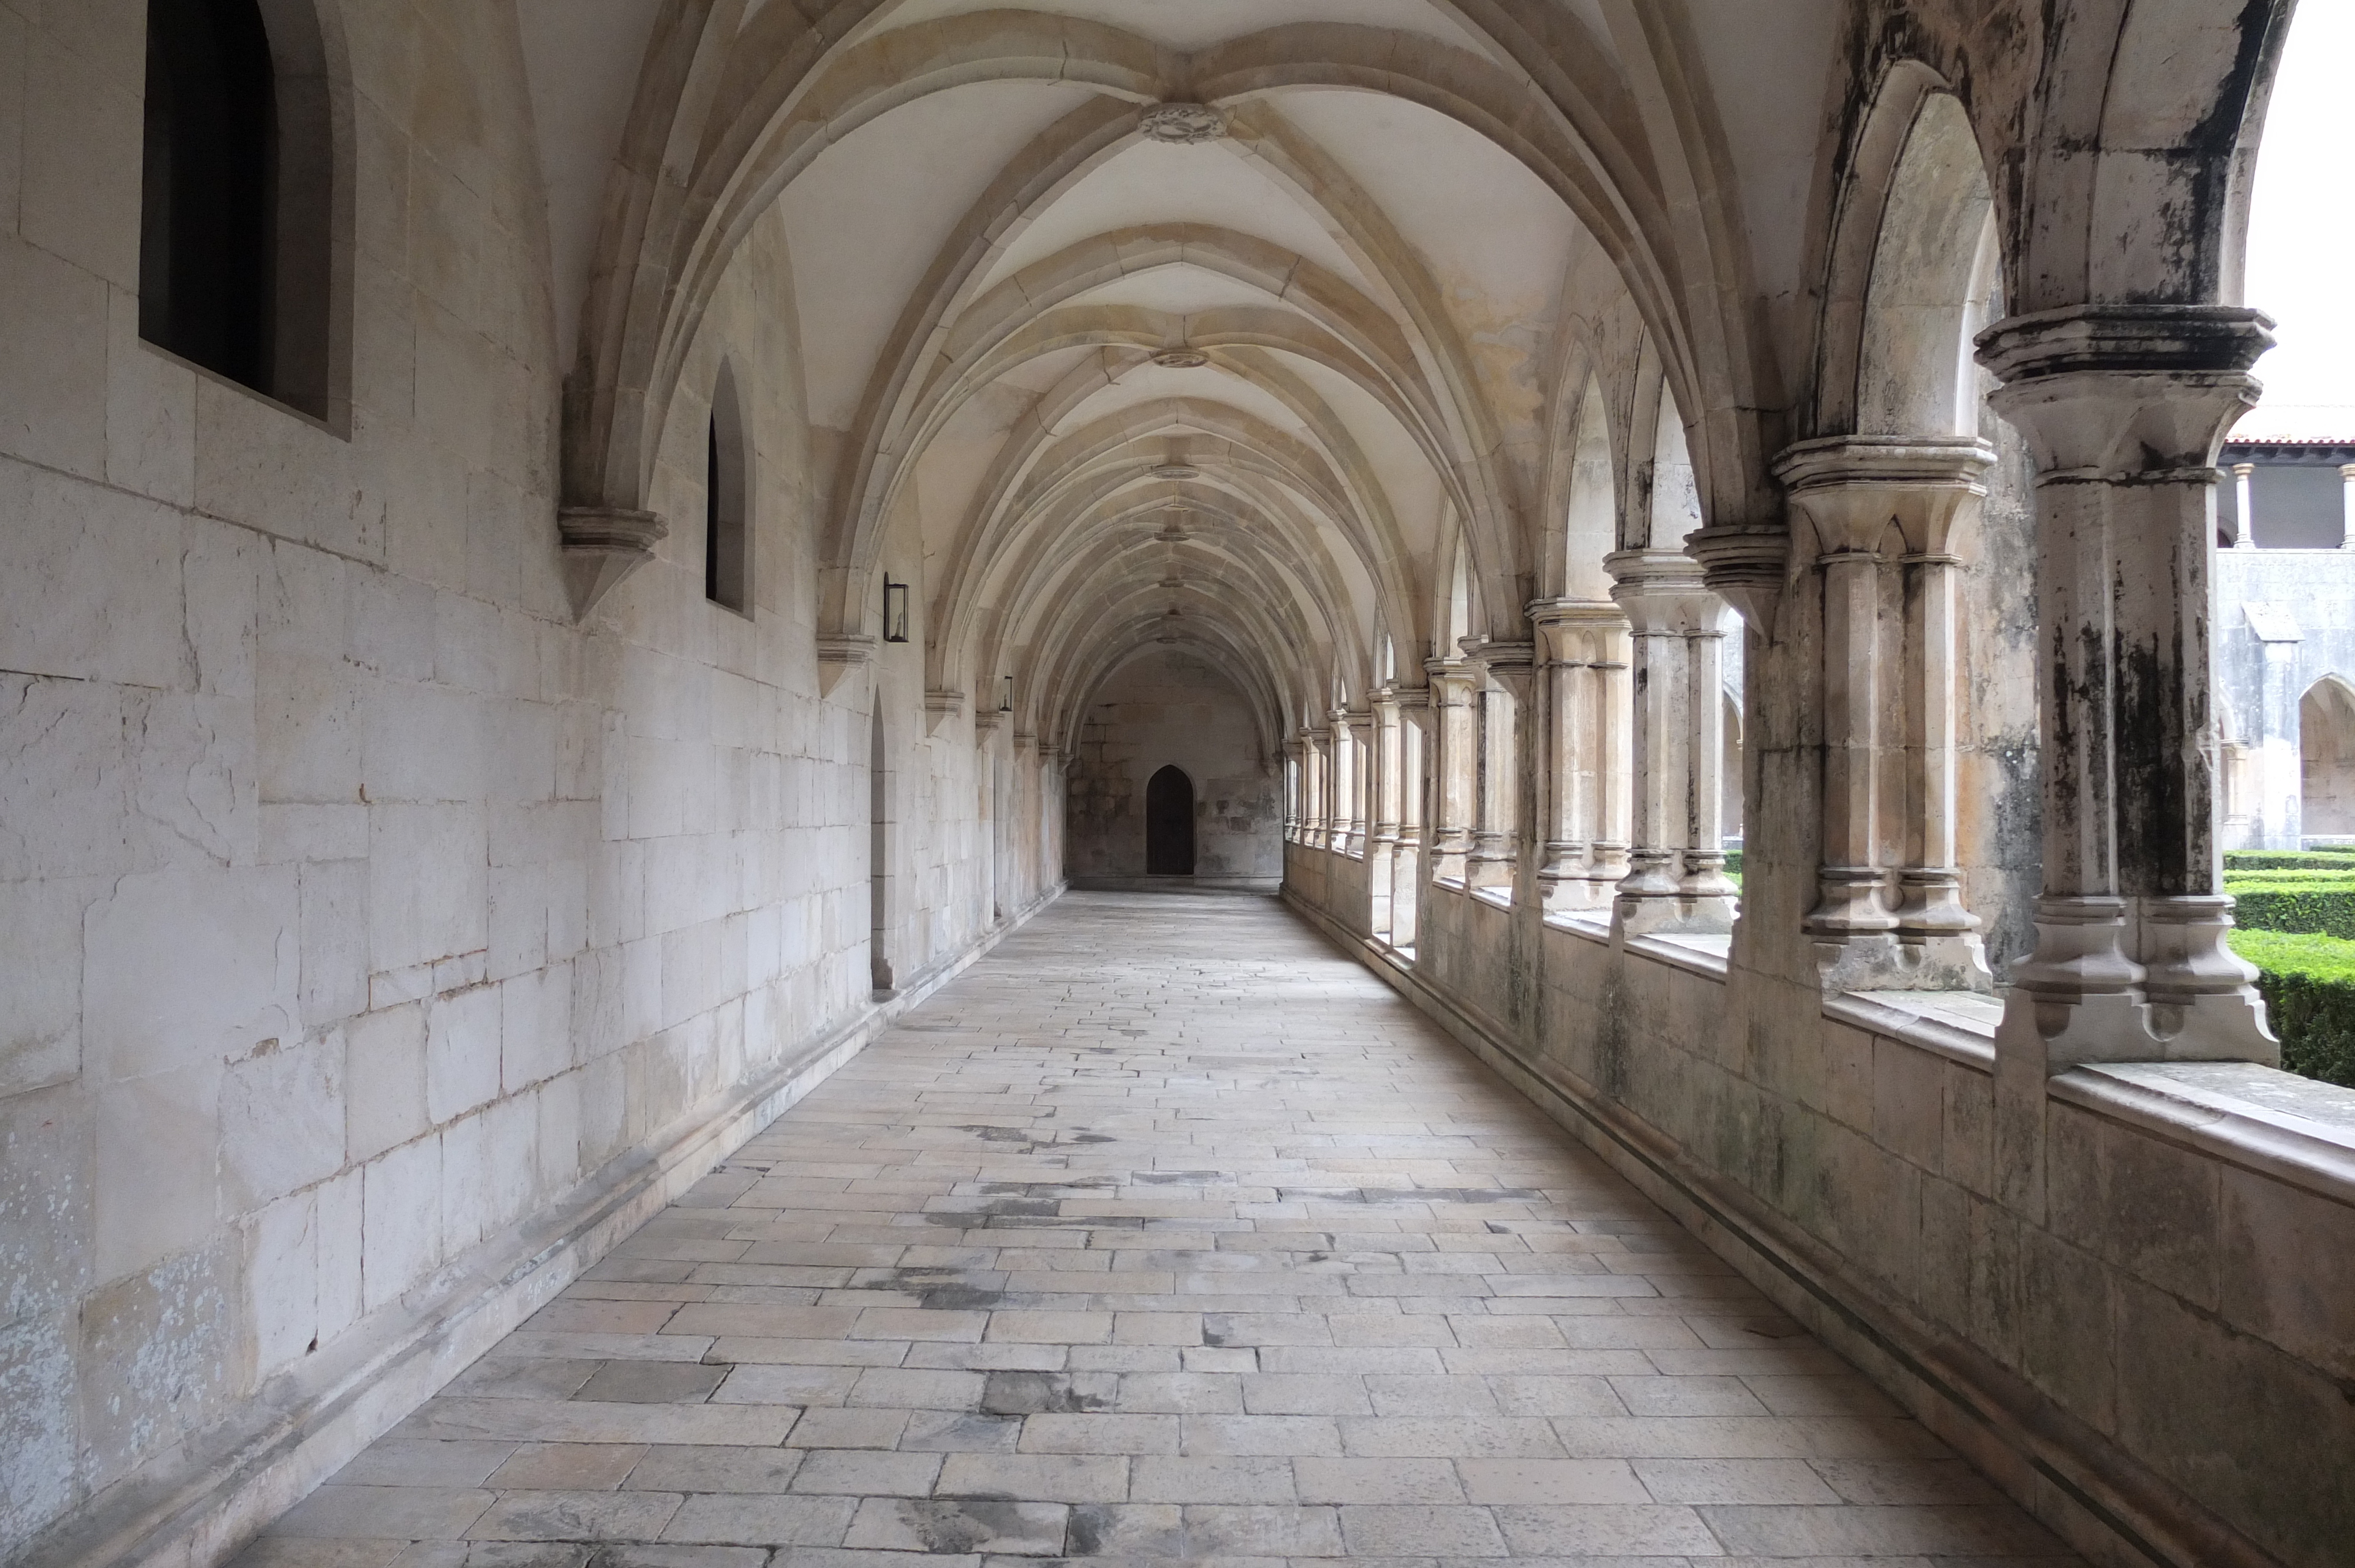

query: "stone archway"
(2301, 677), (2355, 839)
(1146, 765), (1196, 875)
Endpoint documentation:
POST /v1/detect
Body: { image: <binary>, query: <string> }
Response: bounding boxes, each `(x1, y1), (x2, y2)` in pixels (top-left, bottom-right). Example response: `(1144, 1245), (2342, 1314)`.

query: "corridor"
(246, 892), (2071, 1566)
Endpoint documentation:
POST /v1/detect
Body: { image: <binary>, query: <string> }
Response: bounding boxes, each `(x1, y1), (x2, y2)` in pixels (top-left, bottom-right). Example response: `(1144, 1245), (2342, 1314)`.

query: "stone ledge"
(1825, 988), (2000, 1072)
(26, 886), (1066, 1568)
(1623, 928), (1731, 978)
(2054, 1060), (2355, 1208)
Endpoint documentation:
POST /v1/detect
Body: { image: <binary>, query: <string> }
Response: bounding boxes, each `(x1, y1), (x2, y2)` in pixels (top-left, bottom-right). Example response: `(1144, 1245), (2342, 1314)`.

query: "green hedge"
(2224, 850), (2355, 872)
(2227, 929), (2355, 1088)
(2223, 878), (2355, 940)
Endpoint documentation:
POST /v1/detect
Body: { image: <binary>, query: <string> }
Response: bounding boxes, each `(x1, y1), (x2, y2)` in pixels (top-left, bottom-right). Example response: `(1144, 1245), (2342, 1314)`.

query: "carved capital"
(1422, 655), (1478, 703)
(1774, 436), (1996, 558)
(1682, 525), (1788, 637)
(1603, 550), (1720, 636)
(559, 506), (666, 621)
(1525, 597), (1626, 665)
(1458, 636), (1536, 700)
(1975, 304), (2274, 476)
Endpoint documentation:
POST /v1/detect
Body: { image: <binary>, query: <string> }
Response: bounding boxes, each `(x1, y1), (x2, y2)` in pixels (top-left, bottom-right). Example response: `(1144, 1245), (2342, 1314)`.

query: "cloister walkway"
(242, 892), (2074, 1567)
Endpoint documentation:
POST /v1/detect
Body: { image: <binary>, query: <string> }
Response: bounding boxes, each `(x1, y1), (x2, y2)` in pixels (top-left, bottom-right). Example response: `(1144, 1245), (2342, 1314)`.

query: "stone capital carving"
(1603, 550), (1720, 636)
(1525, 597), (1626, 665)
(1683, 524), (1788, 637)
(1458, 636), (1536, 700)
(1975, 304), (2273, 476)
(1422, 656), (1478, 701)
(1774, 436), (1996, 558)
(559, 506), (666, 620)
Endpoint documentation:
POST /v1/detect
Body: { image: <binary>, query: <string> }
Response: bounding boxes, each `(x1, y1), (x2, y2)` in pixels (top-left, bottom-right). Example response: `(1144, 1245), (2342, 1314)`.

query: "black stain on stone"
(982, 1370), (1117, 1414)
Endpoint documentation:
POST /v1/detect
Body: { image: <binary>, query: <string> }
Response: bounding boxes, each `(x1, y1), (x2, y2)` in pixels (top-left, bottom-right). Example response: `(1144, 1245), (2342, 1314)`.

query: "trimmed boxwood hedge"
(2227, 929), (2355, 1088)
(2224, 850), (2355, 872)
(2223, 876), (2355, 941)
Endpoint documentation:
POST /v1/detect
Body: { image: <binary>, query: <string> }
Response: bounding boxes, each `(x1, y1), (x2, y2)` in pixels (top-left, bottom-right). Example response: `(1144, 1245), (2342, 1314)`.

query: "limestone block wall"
(1285, 852), (2355, 1568)
(1065, 649), (1280, 880)
(0, 8), (1059, 1562)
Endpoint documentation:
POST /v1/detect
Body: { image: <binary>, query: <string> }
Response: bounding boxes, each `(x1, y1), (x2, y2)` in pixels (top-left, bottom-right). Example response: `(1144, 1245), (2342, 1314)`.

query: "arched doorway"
(1146, 765), (1196, 875)
(2301, 677), (2355, 841)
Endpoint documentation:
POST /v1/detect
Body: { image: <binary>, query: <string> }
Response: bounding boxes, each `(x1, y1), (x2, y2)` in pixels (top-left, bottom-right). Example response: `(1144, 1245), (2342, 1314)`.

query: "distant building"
(2215, 439), (2355, 845)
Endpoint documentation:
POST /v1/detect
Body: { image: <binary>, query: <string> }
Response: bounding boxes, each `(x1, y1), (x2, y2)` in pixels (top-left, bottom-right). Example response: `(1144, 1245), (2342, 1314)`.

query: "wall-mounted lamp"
(882, 577), (910, 643)
(1000, 675), (1014, 713)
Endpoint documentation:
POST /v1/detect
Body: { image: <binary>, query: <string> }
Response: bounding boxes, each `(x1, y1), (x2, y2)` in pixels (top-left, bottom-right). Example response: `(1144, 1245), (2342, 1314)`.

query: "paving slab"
(247, 893), (2079, 1566)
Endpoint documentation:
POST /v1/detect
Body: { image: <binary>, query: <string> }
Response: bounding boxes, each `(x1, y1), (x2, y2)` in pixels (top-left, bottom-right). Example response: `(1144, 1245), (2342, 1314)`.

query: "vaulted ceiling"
(513, 0), (2277, 761)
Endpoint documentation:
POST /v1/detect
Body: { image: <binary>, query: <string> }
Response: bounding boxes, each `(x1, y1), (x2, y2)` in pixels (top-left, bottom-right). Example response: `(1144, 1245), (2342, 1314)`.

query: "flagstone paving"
(240, 890), (2078, 1567)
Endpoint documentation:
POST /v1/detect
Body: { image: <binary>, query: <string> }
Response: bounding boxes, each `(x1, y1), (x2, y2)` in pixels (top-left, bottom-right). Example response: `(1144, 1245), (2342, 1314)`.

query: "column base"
(1538, 841), (1601, 913)
(1467, 833), (1515, 891)
(1813, 931), (1994, 994)
(1617, 891), (1737, 937)
(1996, 984), (2277, 1071)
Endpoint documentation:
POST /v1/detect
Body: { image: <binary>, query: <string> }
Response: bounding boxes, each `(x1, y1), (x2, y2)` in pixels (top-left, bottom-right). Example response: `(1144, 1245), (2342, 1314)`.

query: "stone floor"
(243, 891), (2078, 1567)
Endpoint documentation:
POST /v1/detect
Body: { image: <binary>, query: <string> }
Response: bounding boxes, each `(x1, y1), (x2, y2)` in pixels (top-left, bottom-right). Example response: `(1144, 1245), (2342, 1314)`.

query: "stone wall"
(0, 7), (1061, 1562)
(1065, 649), (1280, 881)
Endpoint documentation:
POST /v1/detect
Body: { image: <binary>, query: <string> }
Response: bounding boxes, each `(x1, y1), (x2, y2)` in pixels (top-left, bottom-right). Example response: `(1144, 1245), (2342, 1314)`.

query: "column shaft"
(1978, 304), (2276, 1067)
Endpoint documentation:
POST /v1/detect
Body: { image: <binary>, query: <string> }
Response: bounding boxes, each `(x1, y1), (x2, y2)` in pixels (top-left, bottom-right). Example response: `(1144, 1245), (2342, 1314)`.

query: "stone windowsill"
(1628, 930), (1732, 978)
(2054, 1060), (2355, 1207)
(1826, 988), (2002, 1071)
(1471, 885), (1514, 911)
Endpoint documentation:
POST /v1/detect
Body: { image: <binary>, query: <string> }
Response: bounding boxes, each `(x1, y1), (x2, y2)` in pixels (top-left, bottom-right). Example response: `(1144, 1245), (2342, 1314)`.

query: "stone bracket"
(924, 689), (966, 736)
(559, 506), (667, 621)
(817, 636), (876, 699)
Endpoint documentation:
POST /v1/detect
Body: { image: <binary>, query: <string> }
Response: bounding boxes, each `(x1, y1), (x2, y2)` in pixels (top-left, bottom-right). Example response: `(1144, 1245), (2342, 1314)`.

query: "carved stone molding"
(1151, 347), (1208, 368)
(1140, 102), (1227, 144)
(559, 506), (666, 621)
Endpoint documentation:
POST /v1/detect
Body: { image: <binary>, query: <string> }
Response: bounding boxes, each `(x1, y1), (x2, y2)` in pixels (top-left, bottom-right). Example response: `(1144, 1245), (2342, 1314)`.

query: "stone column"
(1291, 744), (1309, 843)
(1606, 549), (1737, 935)
(1976, 304), (2276, 1069)
(1306, 728), (1331, 849)
(2233, 463), (2258, 550)
(2250, 611), (2304, 851)
(1339, 707), (1372, 857)
(1461, 640), (1530, 893)
(1527, 600), (1624, 914)
(1587, 619), (1634, 908)
(1774, 437), (1995, 992)
(2341, 464), (2355, 550)
(1425, 657), (1478, 883)
(1392, 690), (1428, 946)
(1369, 693), (1403, 935)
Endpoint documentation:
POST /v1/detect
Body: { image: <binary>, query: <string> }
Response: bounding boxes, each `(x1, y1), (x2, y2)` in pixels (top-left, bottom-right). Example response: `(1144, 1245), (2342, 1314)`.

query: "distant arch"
(1146, 765), (1197, 876)
(2301, 676), (2355, 839)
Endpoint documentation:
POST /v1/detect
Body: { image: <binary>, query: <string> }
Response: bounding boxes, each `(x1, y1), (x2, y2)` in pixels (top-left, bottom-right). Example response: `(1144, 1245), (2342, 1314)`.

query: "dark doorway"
(1146, 765), (1196, 875)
